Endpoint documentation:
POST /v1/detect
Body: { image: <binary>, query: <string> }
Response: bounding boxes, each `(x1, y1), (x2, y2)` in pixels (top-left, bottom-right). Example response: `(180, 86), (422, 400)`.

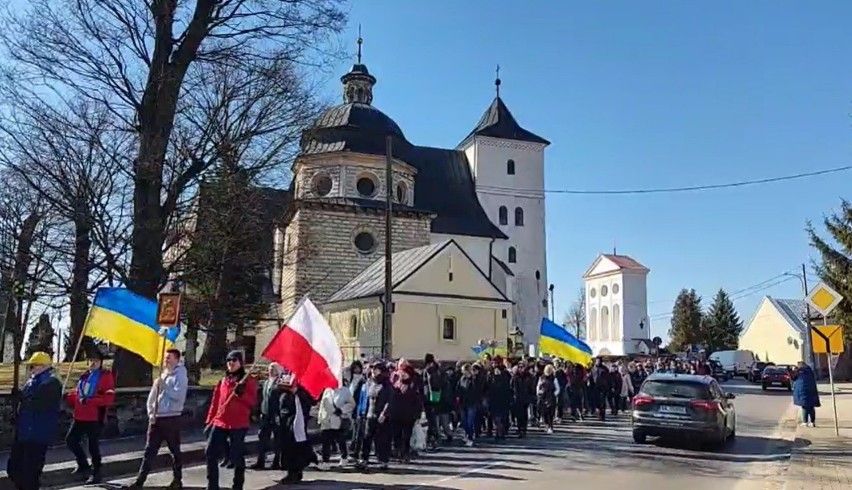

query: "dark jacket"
(487, 367), (512, 413)
(456, 375), (481, 409)
(390, 376), (422, 422)
(793, 365), (821, 408)
(511, 372), (535, 407)
(15, 368), (63, 444)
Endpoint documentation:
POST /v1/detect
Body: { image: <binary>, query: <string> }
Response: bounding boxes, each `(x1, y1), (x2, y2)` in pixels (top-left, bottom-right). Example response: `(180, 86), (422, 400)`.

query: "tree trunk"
(67, 205), (93, 361)
(184, 314), (201, 385)
(10, 212), (40, 388)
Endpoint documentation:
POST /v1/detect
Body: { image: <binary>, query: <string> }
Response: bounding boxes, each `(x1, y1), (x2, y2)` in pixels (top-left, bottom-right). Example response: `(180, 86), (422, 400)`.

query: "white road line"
(404, 460), (503, 490)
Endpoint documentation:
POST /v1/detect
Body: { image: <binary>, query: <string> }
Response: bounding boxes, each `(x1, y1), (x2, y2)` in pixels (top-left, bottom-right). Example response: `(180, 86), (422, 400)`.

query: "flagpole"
(62, 290), (98, 392)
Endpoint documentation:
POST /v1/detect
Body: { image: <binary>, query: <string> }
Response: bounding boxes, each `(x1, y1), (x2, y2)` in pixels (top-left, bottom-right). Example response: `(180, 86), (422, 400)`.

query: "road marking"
(404, 460), (503, 490)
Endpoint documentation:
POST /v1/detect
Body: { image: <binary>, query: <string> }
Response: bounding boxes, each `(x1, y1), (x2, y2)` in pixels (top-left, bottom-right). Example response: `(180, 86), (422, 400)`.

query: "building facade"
(583, 254), (651, 356)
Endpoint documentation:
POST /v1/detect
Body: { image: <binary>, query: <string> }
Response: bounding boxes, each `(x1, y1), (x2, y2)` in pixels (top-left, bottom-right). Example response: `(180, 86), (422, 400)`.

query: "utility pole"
(382, 135), (393, 359)
(801, 263), (817, 370)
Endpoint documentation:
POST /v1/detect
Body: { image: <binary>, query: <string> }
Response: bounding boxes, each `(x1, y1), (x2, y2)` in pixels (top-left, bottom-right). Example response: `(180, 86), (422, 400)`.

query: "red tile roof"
(602, 254), (648, 271)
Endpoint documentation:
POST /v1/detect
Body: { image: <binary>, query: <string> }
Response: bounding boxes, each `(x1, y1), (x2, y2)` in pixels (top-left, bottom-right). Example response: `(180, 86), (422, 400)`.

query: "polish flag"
(261, 298), (343, 399)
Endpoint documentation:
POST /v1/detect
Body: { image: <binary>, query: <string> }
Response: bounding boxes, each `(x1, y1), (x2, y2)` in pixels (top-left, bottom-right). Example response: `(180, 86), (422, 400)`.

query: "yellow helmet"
(26, 351), (52, 366)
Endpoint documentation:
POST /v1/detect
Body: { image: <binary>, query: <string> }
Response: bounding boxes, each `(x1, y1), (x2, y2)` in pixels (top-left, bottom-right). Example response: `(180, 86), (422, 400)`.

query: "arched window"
(600, 306), (610, 341)
(514, 207), (524, 226)
(612, 304), (621, 341)
(498, 206), (508, 225)
(508, 246), (517, 264)
(507, 159), (515, 175)
(589, 308), (598, 341)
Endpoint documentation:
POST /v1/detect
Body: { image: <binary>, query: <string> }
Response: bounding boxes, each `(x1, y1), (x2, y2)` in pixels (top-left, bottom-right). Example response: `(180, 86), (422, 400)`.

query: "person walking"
(317, 378), (355, 469)
(793, 361), (821, 427)
(127, 348), (188, 490)
(487, 356), (512, 439)
(356, 362), (393, 471)
(456, 364), (481, 446)
(204, 351), (258, 490)
(389, 360), (422, 462)
(277, 372), (315, 484)
(65, 350), (116, 484)
(251, 363), (284, 470)
(536, 365), (559, 434)
(347, 361), (367, 456)
(510, 364), (534, 438)
(6, 352), (63, 490)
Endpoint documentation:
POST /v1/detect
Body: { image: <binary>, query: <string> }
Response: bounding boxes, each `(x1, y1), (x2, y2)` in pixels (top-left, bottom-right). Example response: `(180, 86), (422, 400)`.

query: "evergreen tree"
(24, 313), (55, 358)
(808, 200), (852, 345)
(703, 289), (742, 353)
(668, 288), (704, 352)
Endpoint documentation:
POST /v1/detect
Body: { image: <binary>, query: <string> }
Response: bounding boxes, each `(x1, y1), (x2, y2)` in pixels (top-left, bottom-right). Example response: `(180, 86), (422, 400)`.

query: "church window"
(612, 304), (621, 341)
(312, 174), (333, 197)
(601, 285), (608, 297)
(600, 306), (610, 341)
(589, 308), (598, 341)
(590, 288), (596, 298)
(612, 283), (620, 295)
(508, 246), (517, 264)
(356, 175), (378, 197)
(498, 206), (508, 225)
(396, 182), (408, 204)
(348, 315), (359, 338)
(353, 231), (377, 254)
(514, 207), (524, 226)
(441, 317), (457, 341)
(535, 270), (540, 280)
(507, 159), (515, 175)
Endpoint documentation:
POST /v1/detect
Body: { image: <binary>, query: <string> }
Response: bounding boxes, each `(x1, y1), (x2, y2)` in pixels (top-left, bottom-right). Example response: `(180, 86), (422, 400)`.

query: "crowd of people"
(4, 347), (753, 490)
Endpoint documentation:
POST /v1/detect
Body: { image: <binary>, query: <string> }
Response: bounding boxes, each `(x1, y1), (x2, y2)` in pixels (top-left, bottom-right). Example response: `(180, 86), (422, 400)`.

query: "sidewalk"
(782, 382), (852, 490)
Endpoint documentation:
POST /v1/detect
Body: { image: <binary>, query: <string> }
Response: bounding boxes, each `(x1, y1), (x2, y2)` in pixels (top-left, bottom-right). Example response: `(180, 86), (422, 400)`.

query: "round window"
(601, 285), (609, 297)
(356, 176), (377, 197)
(312, 174), (332, 197)
(612, 283), (620, 294)
(354, 231), (376, 254)
(396, 182), (407, 203)
(590, 288), (597, 298)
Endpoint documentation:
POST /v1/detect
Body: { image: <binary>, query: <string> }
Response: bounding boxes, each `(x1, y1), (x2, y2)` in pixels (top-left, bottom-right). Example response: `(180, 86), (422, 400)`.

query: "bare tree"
(563, 287), (586, 340)
(1, 0), (346, 385)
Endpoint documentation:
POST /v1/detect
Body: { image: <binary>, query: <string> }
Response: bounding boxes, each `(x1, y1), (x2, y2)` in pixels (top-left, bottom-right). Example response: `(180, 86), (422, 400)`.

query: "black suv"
(747, 361), (774, 382)
(709, 360), (730, 381)
(631, 373), (737, 447)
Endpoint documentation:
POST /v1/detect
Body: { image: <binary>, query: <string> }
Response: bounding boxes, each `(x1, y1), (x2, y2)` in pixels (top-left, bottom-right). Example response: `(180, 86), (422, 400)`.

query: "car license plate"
(659, 405), (687, 414)
(772, 382), (782, 385)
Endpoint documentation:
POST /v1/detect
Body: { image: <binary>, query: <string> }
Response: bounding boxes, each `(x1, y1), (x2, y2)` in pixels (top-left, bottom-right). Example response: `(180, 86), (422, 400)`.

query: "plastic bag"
(411, 417), (427, 451)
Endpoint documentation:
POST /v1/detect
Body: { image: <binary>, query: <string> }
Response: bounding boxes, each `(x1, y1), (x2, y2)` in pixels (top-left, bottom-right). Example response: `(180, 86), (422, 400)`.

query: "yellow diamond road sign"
(806, 281), (843, 316)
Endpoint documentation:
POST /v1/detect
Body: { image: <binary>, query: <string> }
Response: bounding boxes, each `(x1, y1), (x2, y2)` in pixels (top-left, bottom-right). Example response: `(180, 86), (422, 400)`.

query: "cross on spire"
(495, 64), (501, 97)
(357, 24), (363, 64)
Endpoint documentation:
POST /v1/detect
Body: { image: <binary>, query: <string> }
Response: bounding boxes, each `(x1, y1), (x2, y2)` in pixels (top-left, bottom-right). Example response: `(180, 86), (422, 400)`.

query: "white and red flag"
(261, 297), (343, 399)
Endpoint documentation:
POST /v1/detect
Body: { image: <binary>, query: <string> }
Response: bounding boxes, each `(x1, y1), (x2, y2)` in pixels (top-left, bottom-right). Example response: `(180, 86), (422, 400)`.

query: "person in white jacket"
(317, 380), (356, 468)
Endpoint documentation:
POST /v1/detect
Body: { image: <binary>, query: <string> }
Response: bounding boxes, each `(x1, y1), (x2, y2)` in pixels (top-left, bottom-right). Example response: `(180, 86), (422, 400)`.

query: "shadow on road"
(269, 480), (457, 489)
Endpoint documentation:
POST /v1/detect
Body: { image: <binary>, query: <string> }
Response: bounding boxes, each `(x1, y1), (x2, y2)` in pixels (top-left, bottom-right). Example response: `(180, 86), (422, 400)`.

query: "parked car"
(761, 366), (792, 391)
(747, 361), (775, 382)
(709, 350), (756, 378)
(631, 373), (737, 447)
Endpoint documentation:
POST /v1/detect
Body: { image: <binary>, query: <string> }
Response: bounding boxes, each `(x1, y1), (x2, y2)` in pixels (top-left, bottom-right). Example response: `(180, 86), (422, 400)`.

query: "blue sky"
(335, 1), (852, 343)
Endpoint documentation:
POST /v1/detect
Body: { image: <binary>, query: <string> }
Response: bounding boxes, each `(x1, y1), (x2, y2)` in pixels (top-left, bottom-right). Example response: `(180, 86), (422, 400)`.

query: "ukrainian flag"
(538, 318), (593, 366)
(85, 288), (180, 365)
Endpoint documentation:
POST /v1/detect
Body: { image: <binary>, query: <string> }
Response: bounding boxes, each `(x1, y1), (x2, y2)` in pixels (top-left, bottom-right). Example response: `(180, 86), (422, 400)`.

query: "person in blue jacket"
(792, 361), (821, 427)
(7, 351), (63, 490)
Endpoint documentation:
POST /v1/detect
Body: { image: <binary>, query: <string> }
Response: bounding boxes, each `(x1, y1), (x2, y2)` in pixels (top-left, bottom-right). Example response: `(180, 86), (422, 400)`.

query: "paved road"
(61, 379), (797, 490)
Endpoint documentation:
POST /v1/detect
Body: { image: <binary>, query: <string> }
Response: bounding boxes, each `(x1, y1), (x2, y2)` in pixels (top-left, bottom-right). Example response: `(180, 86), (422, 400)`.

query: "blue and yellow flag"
(85, 288), (180, 365)
(538, 318), (593, 366)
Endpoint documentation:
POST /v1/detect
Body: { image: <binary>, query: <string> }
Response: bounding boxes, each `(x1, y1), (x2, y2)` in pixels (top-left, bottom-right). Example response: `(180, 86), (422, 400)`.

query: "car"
(709, 360), (730, 381)
(761, 366), (792, 391)
(631, 373), (737, 447)
(709, 350), (756, 378)
(747, 361), (774, 382)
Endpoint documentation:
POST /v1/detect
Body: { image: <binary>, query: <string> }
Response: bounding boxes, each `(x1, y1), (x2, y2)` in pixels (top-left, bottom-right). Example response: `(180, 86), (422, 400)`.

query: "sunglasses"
(226, 358), (240, 363)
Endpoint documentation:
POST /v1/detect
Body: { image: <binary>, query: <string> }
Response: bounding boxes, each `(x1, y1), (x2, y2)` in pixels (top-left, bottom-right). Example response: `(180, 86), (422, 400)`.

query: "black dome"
(311, 102), (405, 139)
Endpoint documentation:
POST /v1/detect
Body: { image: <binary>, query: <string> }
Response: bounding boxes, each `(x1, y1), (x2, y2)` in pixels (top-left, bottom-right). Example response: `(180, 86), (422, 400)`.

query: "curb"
(0, 430), (322, 490)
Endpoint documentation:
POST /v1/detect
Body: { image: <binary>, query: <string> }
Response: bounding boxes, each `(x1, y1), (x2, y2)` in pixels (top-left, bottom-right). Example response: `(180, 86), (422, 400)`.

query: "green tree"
(703, 289), (742, 353)
(668, 288), (704, 352)
(24, 313), (55, 358)
(807, 200), (852, 346)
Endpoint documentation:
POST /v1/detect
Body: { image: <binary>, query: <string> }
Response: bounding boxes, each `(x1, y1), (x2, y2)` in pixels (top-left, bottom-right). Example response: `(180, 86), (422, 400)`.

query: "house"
(740, 296), (817, 366)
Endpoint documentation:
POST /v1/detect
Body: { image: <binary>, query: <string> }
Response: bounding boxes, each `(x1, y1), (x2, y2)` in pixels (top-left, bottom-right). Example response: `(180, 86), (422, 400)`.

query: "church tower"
(582, 253), (651, 356)
(459, 68), (550, 346)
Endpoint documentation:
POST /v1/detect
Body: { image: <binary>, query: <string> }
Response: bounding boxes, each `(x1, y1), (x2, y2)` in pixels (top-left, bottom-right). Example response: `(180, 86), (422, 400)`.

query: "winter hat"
(226, 350), (244, 364)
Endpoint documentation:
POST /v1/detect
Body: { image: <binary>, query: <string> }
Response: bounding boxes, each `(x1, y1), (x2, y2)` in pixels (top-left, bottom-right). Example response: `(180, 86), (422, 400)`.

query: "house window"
(501, 309), (507, 319)
(353, 231), (377, 254)
(589, 307), (598, 341)
(612, 304), (621, 341)
(311, 173), (333, 197)
(395, 182), (408, 204)
(442, 317), (456, 341)
(600, 306), (610, 341)
(507, 159), (515, 175)
(356, 174), (378, 197)
(498, 206), (508, 225)
(514, 207), (524, 226)
(348, 315), (358, 338)
(448, 272), (454, 282)
(508, 246), (517, 264)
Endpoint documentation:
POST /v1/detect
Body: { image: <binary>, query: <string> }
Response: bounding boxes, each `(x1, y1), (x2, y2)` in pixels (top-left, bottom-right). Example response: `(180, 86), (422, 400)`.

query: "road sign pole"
(822, 316), (840, 437)
(805, 280), (844, 437)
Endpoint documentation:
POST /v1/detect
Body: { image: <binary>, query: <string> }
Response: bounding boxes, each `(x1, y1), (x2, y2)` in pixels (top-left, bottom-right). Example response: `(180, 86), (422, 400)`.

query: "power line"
(484, 164), (852, 195)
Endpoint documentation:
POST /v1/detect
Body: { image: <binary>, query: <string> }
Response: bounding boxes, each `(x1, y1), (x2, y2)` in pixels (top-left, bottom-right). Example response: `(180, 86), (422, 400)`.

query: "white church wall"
(466, 136), (548, 345)
(584, 258), (650, 357)
(622, 273), (650, 342)
(431, 233), (492, 274)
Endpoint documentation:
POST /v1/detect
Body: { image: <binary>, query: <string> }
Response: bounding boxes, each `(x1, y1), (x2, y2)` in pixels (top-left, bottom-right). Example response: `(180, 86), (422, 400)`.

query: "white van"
(709, 350), (756, 377)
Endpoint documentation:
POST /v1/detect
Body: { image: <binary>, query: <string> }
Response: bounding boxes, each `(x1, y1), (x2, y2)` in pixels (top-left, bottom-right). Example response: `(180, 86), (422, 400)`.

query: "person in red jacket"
(65, 350), (116, 484)
(204, 350), (257, 490)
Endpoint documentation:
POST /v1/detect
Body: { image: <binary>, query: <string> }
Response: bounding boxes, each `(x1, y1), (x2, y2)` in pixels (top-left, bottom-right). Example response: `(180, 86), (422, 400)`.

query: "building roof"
(460, 96), (550, 146)
(491, 256), (514, 277)
(309, 102), (405, 141)
(766, 297), (811, 334)
(602, 254), (648, 271)
(326, 241), (450, 303)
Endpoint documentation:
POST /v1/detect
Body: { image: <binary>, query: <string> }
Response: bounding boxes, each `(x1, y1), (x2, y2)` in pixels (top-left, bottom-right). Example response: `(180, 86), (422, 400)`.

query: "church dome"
(311, 102), (405, 140)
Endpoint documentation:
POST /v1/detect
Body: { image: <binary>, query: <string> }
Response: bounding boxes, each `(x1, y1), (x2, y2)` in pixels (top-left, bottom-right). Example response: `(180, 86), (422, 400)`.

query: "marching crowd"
(7, 347), (722, 490)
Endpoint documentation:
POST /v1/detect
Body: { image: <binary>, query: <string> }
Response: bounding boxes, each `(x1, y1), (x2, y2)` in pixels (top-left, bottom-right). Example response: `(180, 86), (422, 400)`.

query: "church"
(252, 40), (551, 363)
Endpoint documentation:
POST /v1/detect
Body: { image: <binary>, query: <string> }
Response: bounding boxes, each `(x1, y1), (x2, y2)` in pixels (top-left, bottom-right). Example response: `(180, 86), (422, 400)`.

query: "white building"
(582, 253), (651, 356)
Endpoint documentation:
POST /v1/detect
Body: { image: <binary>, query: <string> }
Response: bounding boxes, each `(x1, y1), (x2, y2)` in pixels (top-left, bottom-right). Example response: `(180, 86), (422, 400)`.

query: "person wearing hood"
(204, 350), (258, 490)
(6, 352), (62, 490)
(317, 377), (356, 469)
(128, 348), (188, 490)
(251, 362), (284, 470)
(793, 362), (821, 427)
